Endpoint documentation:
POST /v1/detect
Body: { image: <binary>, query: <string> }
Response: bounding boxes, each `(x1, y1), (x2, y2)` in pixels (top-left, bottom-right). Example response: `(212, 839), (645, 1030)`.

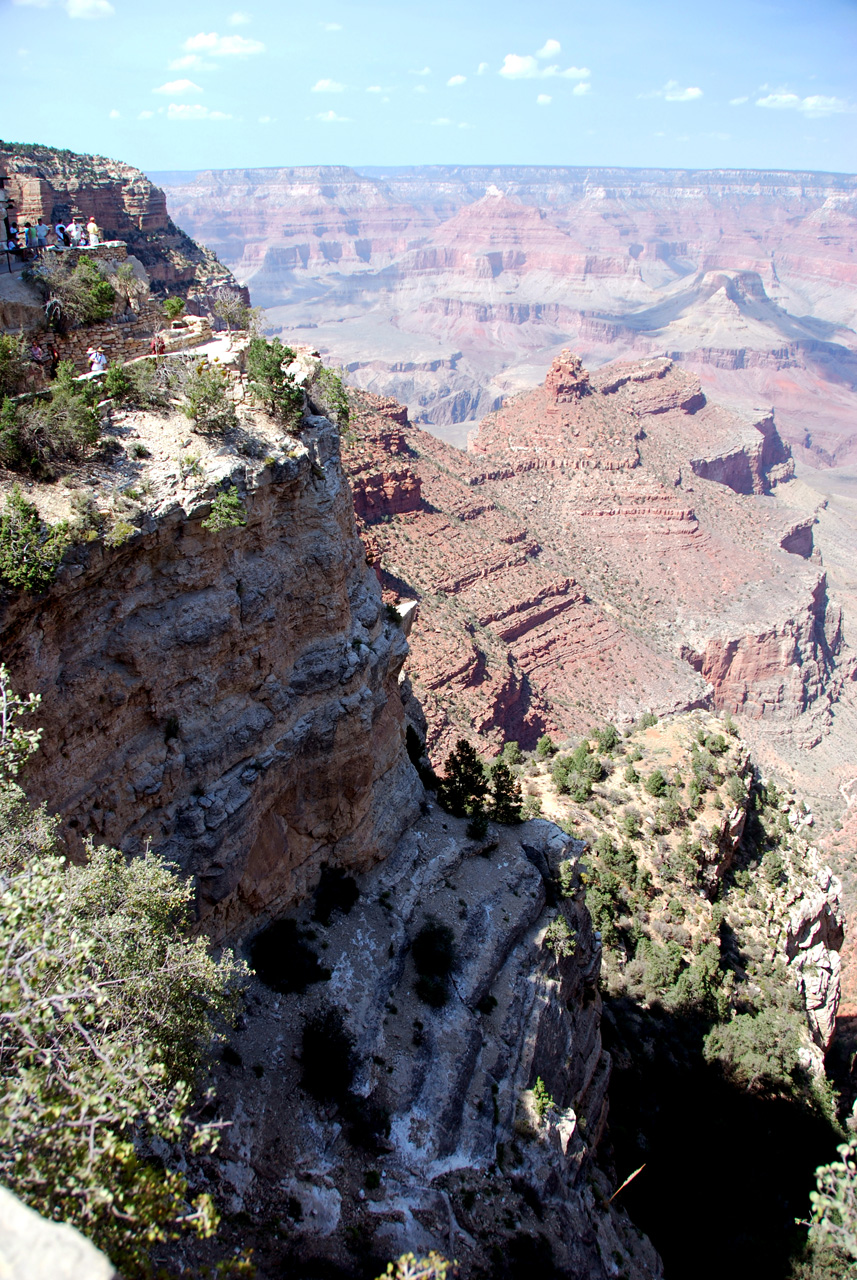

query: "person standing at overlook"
(86, 216), (101, 246)
(36, 218), (48, 256)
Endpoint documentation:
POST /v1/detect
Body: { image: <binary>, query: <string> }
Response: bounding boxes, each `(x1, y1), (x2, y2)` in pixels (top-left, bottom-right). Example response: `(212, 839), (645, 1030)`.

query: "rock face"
(155, 164), (857, 463)
(0, 1185), (117, 1280)
(1, 141), (241, 302)
(0, 416), (421, 941)
(339, 355), (855, 771)
(199, 813), (662, 1280)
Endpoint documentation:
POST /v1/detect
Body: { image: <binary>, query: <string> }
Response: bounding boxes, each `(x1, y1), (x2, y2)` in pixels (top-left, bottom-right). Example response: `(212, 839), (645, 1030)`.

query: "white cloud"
(573, 82), (590, 96)
(536, 38), (561, 58)
(258, 115), (274, 123)
(322, 21), (342, 30)
(414, 84), (428, 94)
(642, 79), (703, 101)
(137, 110), (154, 119)
(477, 62), (489, 75)
(410, 66), (431, 75)
(169, 54), (210, 70)
(228, 11), (251, 23)
(458, 122), (473, 129)
(729, 96), (749, 105)
(167, 103), (232, 120)
(316, 109), (350, 122)
(499, 54), (590, 80)
(108, 108), (121, 118)
(537, 94), (551, 106)
(447, 74), (466, 87)
(183, 32), (264, 55)
(432, 117), (452, 126)
(756, 91), (852, 117)
(367, 85), (393, 94)
(153, 79), (202, 96)
(66, 0), (114, 16)
(312, 78), (345, 92)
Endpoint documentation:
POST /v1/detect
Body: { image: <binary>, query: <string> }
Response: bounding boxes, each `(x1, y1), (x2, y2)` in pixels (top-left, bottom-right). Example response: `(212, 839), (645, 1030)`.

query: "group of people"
(3, 212), (103, 266)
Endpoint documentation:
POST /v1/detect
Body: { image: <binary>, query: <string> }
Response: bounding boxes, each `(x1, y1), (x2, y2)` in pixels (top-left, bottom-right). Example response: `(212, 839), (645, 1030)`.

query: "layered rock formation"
(1, 141), (240, 302)
(0, 408), (420, 941)
(340, 355), (855, 798)
(154, 164), (857, 462)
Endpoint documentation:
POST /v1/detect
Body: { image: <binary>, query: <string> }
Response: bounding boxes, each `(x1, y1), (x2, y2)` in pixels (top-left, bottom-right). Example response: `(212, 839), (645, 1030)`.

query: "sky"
(3, 0), (856, 175)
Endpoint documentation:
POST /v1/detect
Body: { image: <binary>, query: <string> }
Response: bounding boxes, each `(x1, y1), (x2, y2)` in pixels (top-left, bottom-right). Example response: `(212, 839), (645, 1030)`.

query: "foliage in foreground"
(201, 486), (247, 532)
(376, 1252), (455, 1280)
(181, 360), (238, 435)
(0, 486), (70, 592)
(0, 666), (246, 1274)
(246, 336), (303, 425)
(436, 737), (522, 825)
(801, 1138), (857, 1277)
(1, 360), (101, 475)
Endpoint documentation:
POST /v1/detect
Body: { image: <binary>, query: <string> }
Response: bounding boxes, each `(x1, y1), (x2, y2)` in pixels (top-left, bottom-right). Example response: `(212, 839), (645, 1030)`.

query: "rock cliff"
(0, 403), (420, 941)
(1, 141), (240, 303)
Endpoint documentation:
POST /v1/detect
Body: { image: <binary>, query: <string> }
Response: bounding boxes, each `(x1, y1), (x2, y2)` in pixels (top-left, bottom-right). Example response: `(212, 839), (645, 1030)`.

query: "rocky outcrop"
(0, 141), (241, 303)
(201, 813), (663, 1279)
(0, 415), (421, 941)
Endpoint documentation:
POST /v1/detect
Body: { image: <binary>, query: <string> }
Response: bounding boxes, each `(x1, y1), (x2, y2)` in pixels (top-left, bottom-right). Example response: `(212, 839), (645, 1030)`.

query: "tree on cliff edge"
(436, 738), (488, 818)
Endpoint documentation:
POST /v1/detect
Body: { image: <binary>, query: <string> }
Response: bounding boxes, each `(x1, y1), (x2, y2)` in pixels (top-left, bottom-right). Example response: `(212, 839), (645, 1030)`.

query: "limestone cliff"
(0, 410), (420, 941)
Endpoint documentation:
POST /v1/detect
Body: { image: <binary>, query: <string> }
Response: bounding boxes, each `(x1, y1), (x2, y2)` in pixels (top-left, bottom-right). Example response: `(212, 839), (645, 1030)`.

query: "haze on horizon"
(3, 0), (857, 175)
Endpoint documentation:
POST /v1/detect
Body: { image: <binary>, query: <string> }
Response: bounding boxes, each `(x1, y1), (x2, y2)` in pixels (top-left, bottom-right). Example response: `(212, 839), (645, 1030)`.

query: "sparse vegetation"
(181, 361), (238, 435)
(0, 361), (100, 475)
(532, 1077), (556, 1125)
(201, 486), (247, 532)
(246, 336), (303, 425)
(0, 487), (69, 591)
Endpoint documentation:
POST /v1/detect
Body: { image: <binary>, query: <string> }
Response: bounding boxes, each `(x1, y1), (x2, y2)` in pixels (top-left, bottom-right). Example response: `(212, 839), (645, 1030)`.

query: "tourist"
(23, 222), (38, 260)
(55, 221), (71, 247)
(87, 346), (108, 374)
(47, 344), (59, 379)
(36, 219), (48, 255)
(86, 216), (101, 247)
(150, 331), (166, 355)
(68, 218), (84, 247)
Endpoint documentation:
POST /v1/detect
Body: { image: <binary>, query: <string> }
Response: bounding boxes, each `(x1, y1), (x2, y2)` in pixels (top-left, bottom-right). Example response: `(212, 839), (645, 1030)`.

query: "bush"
(248, 918), (329, 994)
(201, 486), (246, 532)
(0, 334), (30, 399)
(182, 361), (237, 435)
(703, 1006), (804, 1094)
(246, 337), (303, 425)
(313, 864), (359, 925)
(624, 762), (640, 784)
(536, 734), (557, 759)
(726, 773), (746, 805)
(103, 359), (133, 402)
(34, 254), (116, 328)
(413, 919), (457, 1007)
(0, 487), (69, 591)
(313, 365), (350, 427)
(163, 296), (186, 322)
(532, 1077), (555, 1125)
(543, 913), (576, 958)
(0, 362), (100, 475)
(645, 768), (668, 797)
(805, 1139), (857, 1271)
(0, 669), (244, 1274)
(301, 1007), (357, 1104)
(595, 723), (619, 753)
(500, 740), (523, 766)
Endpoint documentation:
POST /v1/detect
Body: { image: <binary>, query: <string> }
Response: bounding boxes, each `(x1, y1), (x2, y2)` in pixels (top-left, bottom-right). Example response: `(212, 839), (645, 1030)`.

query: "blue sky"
(3, 0), (856, 174)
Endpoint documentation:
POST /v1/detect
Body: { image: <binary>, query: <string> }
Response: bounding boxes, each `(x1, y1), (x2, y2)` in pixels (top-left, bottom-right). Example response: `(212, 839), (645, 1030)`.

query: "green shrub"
(0, 363), (100, 475)
(201, 486), (247, 532)
(536, 734), (557, 758)
(0, 487), (69, 591)
(805, 1139), (857, 1271)
(532, 1077), (556, 1125)
(246, 337), (303, 425)
(624, 763), (640, 784)
(595, 723), (620, 753)
(544, 913), (576, 958)
(163, 295), (186, 322)
(0, 334), (30, 399)
(500, 740), (523, 766)
(726, 773), (746, 805)
(103, 359), (132, 402)
(558, 860), (576, 898)
(182, 361), (237, 435)
(703, 1006), (804, 1094)
(645, 768), (668, 797)
(35, 254), (116, 327)
(0, 669), (245, 1274)
(314, 364), (350, 427)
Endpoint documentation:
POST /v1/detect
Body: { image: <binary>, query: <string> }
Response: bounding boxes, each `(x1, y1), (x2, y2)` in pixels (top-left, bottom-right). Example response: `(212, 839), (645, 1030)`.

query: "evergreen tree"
(436, 738), (488, 818)
(489, 761), (523, 824)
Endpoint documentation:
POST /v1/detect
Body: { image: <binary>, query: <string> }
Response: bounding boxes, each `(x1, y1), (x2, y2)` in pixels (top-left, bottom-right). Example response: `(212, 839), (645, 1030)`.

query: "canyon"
(154, 164), (857, 469)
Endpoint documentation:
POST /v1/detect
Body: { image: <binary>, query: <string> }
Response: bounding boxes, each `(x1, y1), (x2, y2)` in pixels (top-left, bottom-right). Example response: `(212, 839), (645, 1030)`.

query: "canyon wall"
(0, 417), (420, 942)
(154, 164), (857, 463)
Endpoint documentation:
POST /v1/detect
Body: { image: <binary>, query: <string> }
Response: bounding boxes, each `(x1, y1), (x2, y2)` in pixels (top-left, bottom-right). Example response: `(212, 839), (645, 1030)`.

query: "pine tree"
(489, 761), (523, 824)
(436, 738), (488, 818)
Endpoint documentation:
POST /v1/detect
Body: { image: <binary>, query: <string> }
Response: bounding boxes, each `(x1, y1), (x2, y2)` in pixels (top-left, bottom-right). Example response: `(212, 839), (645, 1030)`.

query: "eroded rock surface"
(195, 814), (663, 1279)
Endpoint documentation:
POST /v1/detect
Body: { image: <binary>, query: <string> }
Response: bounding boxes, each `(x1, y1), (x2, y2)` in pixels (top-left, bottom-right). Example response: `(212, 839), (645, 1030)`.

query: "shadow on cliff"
(601, 996), (841, 1280)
